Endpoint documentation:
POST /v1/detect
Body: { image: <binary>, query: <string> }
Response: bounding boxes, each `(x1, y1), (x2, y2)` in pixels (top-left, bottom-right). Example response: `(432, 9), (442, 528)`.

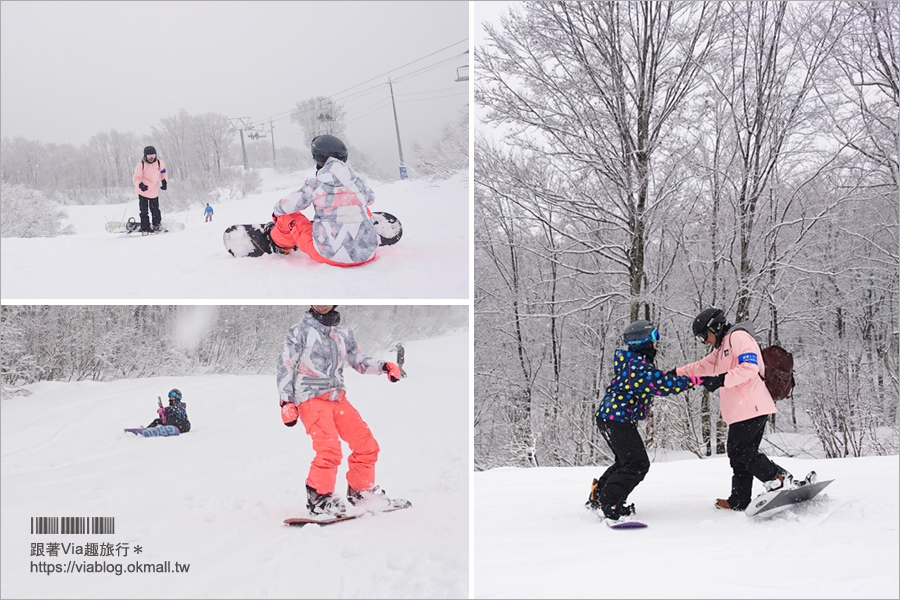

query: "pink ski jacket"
(675, 323), (777, 425)
(133, 158), (167, 197)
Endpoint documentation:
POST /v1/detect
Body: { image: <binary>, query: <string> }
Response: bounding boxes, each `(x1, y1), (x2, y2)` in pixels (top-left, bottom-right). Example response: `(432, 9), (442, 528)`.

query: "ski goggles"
(145, 153), (156, 160)
(625, 328), (659, 347)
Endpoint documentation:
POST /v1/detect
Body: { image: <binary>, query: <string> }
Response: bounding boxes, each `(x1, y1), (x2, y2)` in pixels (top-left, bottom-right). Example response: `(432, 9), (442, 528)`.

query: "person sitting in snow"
(268, 135), (380, 267)
(277, 305), (408, 517)
(147, 388), (191, 433)
(586, 320), (701, 525)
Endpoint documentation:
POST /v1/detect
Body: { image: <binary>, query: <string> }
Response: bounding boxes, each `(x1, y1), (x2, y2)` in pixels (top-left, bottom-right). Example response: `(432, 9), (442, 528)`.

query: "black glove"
(160, 180), (167, 191)
(701, 373), (726, 392)
(665, 369), (677, 377)
(139, 182), (148, 192)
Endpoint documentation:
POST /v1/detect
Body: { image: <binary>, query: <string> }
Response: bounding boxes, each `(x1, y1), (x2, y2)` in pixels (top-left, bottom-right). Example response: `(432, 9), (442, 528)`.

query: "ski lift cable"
(256, 41), (468, 124)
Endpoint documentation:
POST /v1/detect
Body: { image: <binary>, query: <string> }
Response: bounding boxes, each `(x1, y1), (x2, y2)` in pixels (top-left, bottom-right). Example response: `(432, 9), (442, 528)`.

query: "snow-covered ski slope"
(475, 452), (899, 599)
(1, 332), (469, 599)
(0, 169), (469, 300)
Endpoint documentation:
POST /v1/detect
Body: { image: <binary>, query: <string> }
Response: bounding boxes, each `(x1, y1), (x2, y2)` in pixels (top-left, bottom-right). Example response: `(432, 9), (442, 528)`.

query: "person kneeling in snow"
(269, 135), (380, 267)
(277, 305), (408, 517)
(147, 388), (191, 433)
(586, 320), (700, 525)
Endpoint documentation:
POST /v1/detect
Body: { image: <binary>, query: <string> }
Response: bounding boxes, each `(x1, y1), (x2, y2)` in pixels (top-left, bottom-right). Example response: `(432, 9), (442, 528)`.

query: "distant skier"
(204, 203), (214, 222)
(394, 342), (407, 378)
(269, 135), (380, 266)
(132, 145), (168, 235)
(672, 308), (813, 511)
(147, 389), (191, 433)
(277, 305), (407, 517)
(586, 320), (700, 525)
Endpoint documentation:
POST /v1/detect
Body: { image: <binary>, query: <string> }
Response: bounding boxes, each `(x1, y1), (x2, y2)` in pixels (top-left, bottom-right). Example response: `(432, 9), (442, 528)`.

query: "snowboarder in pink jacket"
(674, 308), (796, 511)
(132, 145), (168, 235)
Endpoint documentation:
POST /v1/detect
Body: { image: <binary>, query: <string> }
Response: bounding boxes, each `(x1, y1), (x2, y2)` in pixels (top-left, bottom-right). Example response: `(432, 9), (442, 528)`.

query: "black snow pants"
(139, 195), (161, 231)
(726, 414), (784, 509)
(592, 418), (651, 507)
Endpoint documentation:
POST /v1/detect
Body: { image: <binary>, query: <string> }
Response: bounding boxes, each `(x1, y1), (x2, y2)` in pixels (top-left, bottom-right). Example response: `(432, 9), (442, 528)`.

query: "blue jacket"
(595, 349), (698, 423)
(164, 400), (191, 432)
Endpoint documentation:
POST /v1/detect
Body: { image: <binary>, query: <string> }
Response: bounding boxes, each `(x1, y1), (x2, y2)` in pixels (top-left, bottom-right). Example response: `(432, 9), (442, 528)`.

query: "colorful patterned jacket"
(161, 400), (190, 433)
(596, 349), (700, 423)
(277, 311), (384, 405)
(272, 157), (379, 265)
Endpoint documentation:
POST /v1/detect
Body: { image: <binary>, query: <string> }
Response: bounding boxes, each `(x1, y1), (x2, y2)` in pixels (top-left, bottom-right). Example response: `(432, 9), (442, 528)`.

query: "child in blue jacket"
(147, 389), (191, 433)
(586, 320), (700, 524)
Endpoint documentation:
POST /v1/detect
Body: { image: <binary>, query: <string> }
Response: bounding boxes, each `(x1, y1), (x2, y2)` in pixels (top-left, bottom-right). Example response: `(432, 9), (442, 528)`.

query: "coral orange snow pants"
(297, 392), (380, 495)
(270, 213), (374, 267)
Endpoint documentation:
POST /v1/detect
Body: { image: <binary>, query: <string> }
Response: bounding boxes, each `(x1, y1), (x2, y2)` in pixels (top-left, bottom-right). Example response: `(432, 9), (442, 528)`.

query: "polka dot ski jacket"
(595, 349), (700, 423)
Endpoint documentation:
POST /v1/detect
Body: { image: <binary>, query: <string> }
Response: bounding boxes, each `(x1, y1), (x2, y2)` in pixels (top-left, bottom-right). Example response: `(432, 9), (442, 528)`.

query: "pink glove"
(157, 407), (167, 423)
(382, 362), (402, 383)
(281, 401), (298, 427)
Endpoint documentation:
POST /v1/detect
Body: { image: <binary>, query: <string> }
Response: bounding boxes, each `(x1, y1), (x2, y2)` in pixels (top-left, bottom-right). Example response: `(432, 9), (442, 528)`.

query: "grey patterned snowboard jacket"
(273, 157), (380, 265)
(277, 311), (385, 405)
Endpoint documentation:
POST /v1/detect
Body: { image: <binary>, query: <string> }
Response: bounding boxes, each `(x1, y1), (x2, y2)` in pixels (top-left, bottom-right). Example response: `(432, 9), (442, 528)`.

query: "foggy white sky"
(0, 0), (470, 176)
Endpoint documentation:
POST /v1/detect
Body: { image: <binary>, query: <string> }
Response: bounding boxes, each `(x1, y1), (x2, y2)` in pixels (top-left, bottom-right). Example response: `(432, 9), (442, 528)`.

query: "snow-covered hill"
(0, 169), (469, 299)
(0, 332), (470, 599)
(475, 452), (899, 599)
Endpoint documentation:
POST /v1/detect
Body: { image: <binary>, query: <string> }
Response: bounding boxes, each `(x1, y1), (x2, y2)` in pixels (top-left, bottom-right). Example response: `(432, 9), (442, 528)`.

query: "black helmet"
(143, 145), (157, 157)
(692, 308), (727, 340)
(310, 135), (348, 169)
(623, 319), (659, 349)
(168, 388), (182, 404)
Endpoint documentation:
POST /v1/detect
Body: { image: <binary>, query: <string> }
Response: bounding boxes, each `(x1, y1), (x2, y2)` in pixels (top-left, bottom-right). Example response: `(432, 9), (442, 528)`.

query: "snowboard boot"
(714, 498), (746, 511)
(600, 502), (636, 525)
(264, 222), (293, 254)
(346, 485), (411, 511)
(585, 478), (602, 512)
(306, 484), (348, 517)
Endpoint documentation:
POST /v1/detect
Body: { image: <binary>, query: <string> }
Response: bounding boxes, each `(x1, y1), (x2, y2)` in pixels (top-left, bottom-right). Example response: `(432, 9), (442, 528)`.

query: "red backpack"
(761, 345), (795, 401)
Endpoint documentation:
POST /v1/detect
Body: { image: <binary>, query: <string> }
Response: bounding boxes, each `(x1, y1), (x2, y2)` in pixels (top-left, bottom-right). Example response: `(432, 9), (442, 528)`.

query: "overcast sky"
(0, 1), (470, 176)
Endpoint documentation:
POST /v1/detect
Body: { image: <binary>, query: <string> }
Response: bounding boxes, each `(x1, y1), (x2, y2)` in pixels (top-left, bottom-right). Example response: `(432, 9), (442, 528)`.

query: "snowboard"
(224, 212), (402, 258)
(284, 499), (412, 527)
(744, 478), (834, 518)
(606, 519), (648, 529)
(124, 425), (180, 437)
(106, 217), (185, 235)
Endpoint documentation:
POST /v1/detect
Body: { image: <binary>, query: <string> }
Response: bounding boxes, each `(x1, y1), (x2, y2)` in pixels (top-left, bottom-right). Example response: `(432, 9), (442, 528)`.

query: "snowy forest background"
(0, 305), (469, 399)
(0, 101), (468, 239)
(474, 1), (899, 468)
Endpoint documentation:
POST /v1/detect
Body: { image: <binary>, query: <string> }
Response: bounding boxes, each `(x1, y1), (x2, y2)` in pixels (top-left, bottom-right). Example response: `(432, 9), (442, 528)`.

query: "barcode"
(30, 517), (115, 535)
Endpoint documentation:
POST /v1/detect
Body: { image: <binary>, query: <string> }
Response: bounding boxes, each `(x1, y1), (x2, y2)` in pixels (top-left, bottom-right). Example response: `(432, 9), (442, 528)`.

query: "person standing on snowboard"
(147, 388), (191, 433)
(672, 308), (814, 511)
(269, 135), (380, 267)
(132, 145), (168, 235)
(277, 305), (407, 517)
(586, 320), (701, 525)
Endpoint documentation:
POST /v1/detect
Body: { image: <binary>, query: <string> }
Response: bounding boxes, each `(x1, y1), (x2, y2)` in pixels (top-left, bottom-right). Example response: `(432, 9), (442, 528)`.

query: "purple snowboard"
(606, 520), (648, 529)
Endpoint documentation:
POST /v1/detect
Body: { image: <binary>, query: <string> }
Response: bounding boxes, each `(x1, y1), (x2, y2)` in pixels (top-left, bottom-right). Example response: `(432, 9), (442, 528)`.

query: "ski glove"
(701, 373), (726, 392)
(160, 180), (167, 191)
(139, 182), (148, 192)
(666, 368), (677, 377)
(383, 362), (402, 383)
(280, 400), (298, 427)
